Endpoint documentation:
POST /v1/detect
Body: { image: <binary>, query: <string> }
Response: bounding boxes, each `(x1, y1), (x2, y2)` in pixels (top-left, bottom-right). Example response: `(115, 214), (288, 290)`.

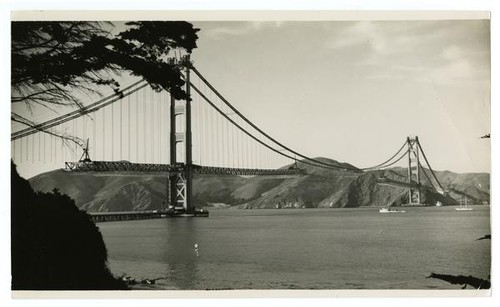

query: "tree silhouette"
(11, 161), (127, 289)
(12, 21), (199, 141)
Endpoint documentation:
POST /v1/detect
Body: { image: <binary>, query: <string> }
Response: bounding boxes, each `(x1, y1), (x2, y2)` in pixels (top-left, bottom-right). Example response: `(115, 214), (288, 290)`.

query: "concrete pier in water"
(89, 210), (209, 223)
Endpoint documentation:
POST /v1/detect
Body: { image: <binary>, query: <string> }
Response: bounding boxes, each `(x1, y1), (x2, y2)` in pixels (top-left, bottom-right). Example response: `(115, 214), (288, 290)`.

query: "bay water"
(98, 206), (490, 290)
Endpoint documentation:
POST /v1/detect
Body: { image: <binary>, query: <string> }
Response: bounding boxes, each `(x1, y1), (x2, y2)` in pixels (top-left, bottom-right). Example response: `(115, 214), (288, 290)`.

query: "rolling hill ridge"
(28, 158), (490, 212)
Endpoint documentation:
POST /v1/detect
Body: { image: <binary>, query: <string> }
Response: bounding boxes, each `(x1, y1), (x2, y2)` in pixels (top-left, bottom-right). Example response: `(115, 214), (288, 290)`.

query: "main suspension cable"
(190, 66), (360, 172)
(190, 81), (352, 171)
(370, 148), (410, 170)
(361, 140), (408, 170)
(419, 161), (439, 192)
(11, 79), (147, 140)
(416, 139), (445, 191)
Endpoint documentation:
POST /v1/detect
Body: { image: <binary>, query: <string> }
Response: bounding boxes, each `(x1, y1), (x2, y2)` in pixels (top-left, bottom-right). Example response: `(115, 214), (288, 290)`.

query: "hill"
(28, 158), (490, 211)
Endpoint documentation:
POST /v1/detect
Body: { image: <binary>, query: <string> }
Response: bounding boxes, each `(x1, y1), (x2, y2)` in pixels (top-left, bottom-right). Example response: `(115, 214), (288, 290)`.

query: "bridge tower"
(406, 136), (421, 205)
(169, 56), (194, 212)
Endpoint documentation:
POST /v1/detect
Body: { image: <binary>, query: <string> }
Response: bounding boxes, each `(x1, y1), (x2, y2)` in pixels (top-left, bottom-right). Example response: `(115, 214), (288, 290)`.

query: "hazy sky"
(190, 20), (490, 173)
(12, 19), (490, 177)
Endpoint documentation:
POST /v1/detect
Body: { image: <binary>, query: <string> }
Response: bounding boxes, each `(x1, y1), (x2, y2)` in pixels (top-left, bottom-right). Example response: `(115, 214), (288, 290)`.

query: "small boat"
(379, 207), (406, 214)
(455, 196), (473, 211)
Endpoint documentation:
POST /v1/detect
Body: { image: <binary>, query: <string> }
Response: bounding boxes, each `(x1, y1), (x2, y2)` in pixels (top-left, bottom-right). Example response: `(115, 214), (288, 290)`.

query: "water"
(98, 206), (491, 290)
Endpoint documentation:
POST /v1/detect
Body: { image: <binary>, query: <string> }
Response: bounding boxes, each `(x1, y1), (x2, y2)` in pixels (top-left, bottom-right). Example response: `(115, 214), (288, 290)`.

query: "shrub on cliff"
(11, 161), (127, 290)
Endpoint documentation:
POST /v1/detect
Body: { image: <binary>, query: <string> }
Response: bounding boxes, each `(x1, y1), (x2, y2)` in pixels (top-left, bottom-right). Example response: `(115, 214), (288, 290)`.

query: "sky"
(189, 20), (490, 172)
(11, 19), (491, 178)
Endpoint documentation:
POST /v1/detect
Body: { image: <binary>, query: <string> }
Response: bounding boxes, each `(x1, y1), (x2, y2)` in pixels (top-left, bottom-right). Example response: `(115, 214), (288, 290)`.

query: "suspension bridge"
(11, 56), (450, 217)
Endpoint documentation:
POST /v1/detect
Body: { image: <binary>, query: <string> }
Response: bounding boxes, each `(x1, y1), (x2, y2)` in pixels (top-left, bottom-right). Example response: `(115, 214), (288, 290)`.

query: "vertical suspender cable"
(50, 131), (52, 162)
(252, 133), (255, 168)
(150, 90), (153, 163)
(211, 100), (215, 166)
(193, 88), (197, 164)
(128, 92), (131, 161)
(246, 129), (250, 168)
(262, 143), (265, 168)
(255, 141), (258, 168)
(203, 85), (207, 165)
(73, 119), (76, 160)
(221, 109), (225, 167)
(62, 128), (65, 162)
(258, 142), (261, 168)
(242, 128), (246, 168)
(237, 126), (241, 168)
(159, 91), (162, 163)
(197, 93), (201, 164)
(31, 134), (34, 162)
(93, 113), (96, 160)
(253, 136), (256, 168)
(193, 93), (197, 164)
(143, 89), (146, 162)
(120, 95), (123, 160)
(13, 138), (16, 163)
(218, 107), (221, 166)
(64, 125), (68, 162)
(203, 80), (207, 165)
(148, 89), (152, 162)
(136, 90), (139, 162)
(102, 108), (105, 160)
(213, 94), (217, 165)
(43, 133), (46, 163)
(19, 137), (22, 163)
(250, 135), (254, 168)
(54, 133), (57, 163)
(157, 91), (159, 163)
(215, 91), (219, 166)
(166, 91), (170, 164)
(155, 91), (158, 163)
(231, 116), (235, 168)
(154, 90), (157, 163)
(21, 138), (23, 162)
(37, 131), (40, 161)
(225, 113), (229, 167)
(83, 115), (87, 148)
(111, 98), (114, 161)
(217, 104), (221, 166)
(199, 95), (202, 165)
(158, 92), (161, 163)
(18, 139), (20, 163)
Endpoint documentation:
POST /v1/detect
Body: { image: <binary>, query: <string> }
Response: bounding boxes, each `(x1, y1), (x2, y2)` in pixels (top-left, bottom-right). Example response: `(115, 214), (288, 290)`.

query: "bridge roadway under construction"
(64, 160), (305, 177)
(89, 209), (209, 223)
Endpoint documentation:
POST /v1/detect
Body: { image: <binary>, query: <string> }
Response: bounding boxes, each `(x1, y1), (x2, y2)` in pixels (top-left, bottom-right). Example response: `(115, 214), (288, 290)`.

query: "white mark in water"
(194, 243), (199, 257)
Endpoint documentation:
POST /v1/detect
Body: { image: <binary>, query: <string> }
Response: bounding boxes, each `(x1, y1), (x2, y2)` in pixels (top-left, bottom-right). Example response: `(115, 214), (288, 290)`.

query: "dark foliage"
(427, 273), (490, 289)
(11, 161), (127, 290)
(476, 234), (491, 241)
(11, 21), (199, 138)
(428, 234), (491, 290)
